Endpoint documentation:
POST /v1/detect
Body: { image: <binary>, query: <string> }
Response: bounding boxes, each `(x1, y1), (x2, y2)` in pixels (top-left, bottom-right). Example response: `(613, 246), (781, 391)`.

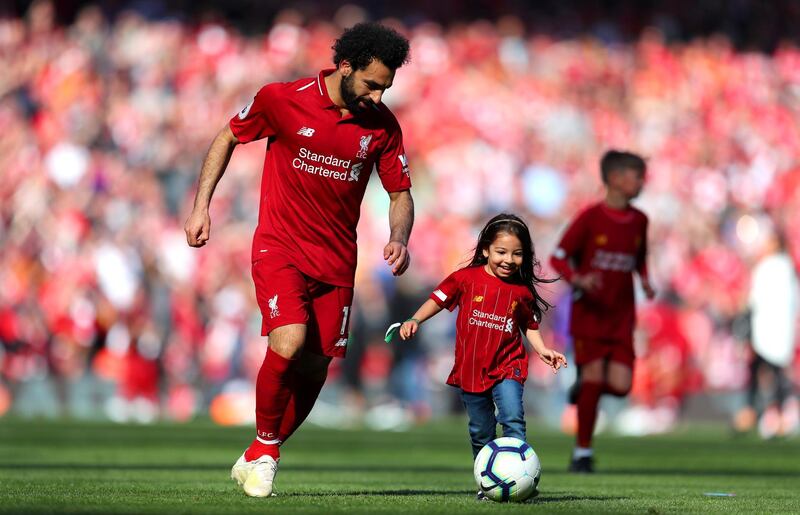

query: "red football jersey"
(550, 202), (649, 341)
(229, 69), (412, 287)
(430, 265), (540, 393)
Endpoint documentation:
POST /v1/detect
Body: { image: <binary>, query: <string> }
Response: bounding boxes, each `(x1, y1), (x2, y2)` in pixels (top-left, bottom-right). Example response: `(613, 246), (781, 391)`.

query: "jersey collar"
(317, 69), (339, 110)
(317, 68), (373, 122)
(599, 202), (636, 223)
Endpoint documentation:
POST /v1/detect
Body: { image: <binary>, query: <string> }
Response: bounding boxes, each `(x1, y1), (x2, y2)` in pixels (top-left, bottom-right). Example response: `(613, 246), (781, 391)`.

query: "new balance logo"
(297, 127), (315, 137)
(335, 338), (348, 347)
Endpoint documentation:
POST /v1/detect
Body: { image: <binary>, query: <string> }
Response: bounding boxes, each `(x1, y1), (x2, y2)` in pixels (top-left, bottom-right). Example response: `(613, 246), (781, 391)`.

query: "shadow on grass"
(0, 463), (468, 474)
(283, 489), (475, 497)
(532, 493), (626, 504)
(275, 490), (625, 502)
(3, 463), (798, 478)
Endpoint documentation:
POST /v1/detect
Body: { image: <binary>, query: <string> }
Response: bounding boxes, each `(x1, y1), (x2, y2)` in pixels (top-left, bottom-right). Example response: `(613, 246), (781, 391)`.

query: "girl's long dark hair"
(468, 213), (555, 322)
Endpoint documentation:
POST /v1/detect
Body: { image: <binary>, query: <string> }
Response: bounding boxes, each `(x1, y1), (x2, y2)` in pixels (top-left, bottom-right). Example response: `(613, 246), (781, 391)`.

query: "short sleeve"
(229, 84), (281, 143)
(556, 209), (591, 258)
(430, 271), (461, 311)
(550, 208), (591, 281)
(376, 119), (412, 192)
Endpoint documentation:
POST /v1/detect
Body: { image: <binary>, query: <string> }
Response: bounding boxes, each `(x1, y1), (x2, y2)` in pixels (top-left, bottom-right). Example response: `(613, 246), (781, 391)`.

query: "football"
(473, 437), (541, 502)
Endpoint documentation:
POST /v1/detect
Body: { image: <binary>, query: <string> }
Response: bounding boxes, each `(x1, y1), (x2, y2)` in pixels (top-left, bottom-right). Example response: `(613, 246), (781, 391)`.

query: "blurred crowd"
(1, 1), (799, 436)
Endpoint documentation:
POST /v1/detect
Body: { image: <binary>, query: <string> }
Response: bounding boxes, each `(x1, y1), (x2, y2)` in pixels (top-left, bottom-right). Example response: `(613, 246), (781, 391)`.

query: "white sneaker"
(242, 455), (279, 498)
(230, 453), (253, 486)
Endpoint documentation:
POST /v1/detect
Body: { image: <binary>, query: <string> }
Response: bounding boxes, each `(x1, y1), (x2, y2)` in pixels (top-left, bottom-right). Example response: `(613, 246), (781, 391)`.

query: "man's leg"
(273, 280), (350, 443)
(245, 324), (306, 461)
(733, 352), (760, 432)
(237, 255), (311, 496)
(747, 353), (763, 411)
(492, 379), (526, 442)
(278, 351), (332, 442)
(232, 324), (305, 498)
(759, 360), (787, 438)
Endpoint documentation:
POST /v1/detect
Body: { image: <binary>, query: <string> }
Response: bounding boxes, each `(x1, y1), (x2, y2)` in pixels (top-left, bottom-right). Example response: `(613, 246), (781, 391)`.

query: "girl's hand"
(538, 348), (568, 373)
(399, 319), (420, 340)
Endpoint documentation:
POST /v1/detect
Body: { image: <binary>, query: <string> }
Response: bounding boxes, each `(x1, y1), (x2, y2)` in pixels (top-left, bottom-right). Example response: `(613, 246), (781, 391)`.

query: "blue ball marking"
(480, 441), (532, 502)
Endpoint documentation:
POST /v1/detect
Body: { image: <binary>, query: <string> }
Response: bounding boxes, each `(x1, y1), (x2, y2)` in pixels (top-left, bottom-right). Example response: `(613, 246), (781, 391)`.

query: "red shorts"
(572, 337), (634, 368)
(252, 252), (353, 358)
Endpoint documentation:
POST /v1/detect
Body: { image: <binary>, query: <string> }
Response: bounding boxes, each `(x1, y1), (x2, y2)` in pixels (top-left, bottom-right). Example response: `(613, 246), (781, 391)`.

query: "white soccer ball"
(473, 437), (541, 502)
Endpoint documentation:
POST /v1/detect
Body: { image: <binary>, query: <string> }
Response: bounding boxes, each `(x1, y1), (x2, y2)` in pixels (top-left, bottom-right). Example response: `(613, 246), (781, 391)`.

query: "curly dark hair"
(332, 22), (410, 71)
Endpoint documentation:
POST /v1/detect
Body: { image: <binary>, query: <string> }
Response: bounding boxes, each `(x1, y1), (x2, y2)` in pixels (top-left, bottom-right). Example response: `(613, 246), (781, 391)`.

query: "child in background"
(391, 213), (567, 498)
(550, 150), (655, 473)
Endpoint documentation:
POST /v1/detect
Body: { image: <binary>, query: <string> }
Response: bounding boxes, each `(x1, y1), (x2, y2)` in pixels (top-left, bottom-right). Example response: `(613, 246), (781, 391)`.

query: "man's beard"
(340, 73), (371, 114)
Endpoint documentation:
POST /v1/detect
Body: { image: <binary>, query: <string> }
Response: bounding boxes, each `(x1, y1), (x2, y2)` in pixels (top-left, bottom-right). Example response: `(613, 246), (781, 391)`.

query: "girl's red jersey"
(430, 265), (539, 393)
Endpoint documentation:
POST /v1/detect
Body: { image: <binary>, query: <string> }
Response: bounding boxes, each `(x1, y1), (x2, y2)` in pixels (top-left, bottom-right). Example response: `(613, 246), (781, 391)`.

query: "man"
(735, 219), (798, 437)
(550, 150), (655, 473)
(184, 22), (413, 497)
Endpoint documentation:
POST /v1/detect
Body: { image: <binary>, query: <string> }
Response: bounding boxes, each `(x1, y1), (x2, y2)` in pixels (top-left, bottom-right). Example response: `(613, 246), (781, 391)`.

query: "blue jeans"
(460, 379), (526, 459)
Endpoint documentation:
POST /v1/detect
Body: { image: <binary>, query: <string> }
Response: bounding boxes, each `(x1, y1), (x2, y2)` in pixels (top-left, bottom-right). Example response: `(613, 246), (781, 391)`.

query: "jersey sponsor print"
(431, 266), (539, 393)
(229, 69), (412, 287)
(551, 203), (649, 341)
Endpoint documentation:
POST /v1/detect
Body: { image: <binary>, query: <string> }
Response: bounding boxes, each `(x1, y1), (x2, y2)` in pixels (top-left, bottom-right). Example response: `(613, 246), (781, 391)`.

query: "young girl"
(392, 214), (566, 488)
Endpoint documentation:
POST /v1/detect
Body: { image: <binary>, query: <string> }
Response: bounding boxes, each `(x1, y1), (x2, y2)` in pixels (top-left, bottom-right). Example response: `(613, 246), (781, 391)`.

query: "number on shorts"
(340, 306), (351, 335)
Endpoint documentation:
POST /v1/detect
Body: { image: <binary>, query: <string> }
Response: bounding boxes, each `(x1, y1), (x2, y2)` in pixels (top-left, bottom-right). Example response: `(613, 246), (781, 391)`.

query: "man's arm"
(184, 125), (239, 247)
(383, 189), (414, 275)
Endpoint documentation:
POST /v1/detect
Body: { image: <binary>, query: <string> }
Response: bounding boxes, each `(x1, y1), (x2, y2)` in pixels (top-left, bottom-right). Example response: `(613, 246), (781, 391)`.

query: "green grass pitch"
(1, 418), (798, 514)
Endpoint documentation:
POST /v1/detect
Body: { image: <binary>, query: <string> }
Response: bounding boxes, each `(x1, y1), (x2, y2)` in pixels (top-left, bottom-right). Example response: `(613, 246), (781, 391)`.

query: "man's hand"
(384, 241), (410, 276)
(184, 209), (211, 247)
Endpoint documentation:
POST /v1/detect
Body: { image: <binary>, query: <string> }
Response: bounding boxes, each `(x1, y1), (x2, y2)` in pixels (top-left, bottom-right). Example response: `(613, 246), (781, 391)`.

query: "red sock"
(251, 347), (296, 459)
(244, 438), (280, 461)
(576, 381), (603, 448)
(278, 373), (327, 442)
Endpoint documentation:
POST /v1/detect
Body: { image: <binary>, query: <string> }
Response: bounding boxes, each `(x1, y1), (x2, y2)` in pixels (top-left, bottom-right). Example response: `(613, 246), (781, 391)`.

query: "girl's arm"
(399, 299), (443, 340)
(524, 328), (568, 373)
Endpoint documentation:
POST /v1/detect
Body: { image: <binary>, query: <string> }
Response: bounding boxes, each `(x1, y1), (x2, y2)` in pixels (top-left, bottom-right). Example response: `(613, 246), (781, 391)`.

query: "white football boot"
(230, 453), (253, 487)
(242, 454), (279, 497)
